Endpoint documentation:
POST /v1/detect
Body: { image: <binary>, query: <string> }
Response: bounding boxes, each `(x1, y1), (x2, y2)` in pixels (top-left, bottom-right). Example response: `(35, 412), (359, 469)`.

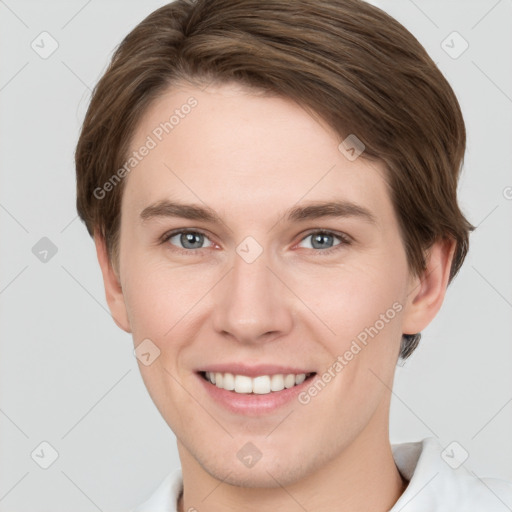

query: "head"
(75, 0), (473, 489)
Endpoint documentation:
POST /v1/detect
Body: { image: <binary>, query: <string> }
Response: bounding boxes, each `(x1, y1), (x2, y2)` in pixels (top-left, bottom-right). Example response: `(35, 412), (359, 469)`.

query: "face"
(103, 82), (436, 488)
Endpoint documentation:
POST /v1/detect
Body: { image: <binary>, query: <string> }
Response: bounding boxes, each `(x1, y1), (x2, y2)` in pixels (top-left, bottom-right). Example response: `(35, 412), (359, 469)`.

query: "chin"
(191, 440), (318, 490)
(205, 461), (306, 489)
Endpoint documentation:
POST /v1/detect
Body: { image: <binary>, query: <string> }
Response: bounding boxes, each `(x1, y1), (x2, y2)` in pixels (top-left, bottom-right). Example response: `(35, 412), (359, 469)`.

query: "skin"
(95, 82), (455, 511)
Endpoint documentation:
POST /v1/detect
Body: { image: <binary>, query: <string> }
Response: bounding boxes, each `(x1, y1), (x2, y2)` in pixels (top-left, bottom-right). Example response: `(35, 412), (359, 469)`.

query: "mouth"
(199, 371), (317, 395)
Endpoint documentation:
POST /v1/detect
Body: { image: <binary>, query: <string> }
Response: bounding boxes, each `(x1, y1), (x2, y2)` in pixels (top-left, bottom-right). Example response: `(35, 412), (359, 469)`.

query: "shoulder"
(390, 437), (512, 512)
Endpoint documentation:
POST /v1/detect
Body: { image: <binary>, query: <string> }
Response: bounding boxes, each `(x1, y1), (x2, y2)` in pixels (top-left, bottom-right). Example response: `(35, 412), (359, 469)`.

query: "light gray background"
(0, 1), (511, 511)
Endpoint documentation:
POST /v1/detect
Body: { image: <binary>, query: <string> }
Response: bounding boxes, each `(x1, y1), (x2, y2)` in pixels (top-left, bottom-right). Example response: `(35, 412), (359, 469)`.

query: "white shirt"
(132, 437), (512, 511)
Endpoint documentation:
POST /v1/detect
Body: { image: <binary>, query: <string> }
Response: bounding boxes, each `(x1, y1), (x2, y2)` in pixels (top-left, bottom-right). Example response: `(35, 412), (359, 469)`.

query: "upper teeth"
(205, 372), (308, 394)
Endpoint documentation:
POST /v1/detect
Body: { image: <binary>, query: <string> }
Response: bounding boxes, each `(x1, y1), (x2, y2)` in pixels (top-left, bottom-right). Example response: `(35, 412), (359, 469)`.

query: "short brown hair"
(75, 0), (474, 360)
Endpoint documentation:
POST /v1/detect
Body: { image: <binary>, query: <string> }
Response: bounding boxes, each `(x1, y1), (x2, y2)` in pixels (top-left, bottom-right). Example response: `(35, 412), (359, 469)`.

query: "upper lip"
(198, 363), (315, 378)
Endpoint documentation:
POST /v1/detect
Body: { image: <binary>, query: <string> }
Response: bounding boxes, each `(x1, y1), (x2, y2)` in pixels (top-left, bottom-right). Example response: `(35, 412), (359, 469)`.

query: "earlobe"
(401, 238), (456, 336)
(94, 232), (132, 333)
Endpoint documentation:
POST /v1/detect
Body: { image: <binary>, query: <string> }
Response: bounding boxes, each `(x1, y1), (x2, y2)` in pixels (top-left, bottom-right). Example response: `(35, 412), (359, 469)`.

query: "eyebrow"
(140, 199), (377, 225)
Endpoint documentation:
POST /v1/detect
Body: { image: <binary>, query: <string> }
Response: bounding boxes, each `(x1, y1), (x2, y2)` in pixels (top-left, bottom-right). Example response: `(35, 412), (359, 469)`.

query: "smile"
(201, 371), (316, 395)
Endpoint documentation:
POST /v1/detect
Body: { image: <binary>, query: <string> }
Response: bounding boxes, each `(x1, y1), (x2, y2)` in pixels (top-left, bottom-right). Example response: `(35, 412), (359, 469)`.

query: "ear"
(94, 232), (131, 333)
(401, 238), (456, 335)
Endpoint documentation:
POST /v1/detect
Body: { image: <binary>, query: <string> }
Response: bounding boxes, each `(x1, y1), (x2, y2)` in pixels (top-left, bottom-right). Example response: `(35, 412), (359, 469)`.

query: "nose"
(211, 248), (294, 345)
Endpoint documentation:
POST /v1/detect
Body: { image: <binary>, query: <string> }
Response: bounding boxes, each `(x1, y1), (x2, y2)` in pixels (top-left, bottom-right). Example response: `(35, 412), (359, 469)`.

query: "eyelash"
(159, 229), (352, 256)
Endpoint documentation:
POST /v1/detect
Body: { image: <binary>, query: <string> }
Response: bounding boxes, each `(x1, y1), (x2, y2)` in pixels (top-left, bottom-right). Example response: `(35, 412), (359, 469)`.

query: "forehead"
(122, 82), (392, 224)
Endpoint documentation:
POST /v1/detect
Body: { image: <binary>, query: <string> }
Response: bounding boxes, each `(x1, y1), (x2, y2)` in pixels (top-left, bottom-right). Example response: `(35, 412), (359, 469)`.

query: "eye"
(159, 229), (351, 255)
(162, 230), (214, 252)
(297, 230), (351, 253)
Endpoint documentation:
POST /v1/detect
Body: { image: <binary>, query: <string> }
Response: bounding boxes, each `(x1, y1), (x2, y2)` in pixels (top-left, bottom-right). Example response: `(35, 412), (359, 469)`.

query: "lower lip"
(197, 372), (316, 416)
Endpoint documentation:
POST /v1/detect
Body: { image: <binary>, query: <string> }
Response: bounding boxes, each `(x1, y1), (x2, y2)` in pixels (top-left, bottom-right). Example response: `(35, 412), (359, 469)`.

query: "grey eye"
(168, 231), (213, 250)
(298, 231), (341, 250)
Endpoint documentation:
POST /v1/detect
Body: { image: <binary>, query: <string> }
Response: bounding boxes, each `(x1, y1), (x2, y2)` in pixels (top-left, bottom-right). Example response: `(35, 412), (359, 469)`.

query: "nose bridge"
(211, 244), (293, 343)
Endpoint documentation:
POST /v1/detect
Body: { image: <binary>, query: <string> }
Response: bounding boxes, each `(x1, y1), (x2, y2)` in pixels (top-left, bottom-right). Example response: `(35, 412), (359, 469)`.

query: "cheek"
(120, 252), (217, 342)
(295, 261), (404, 341)
(295, 266), (405, 419)
(123, 274), (182, 340)
(292, 262), (407, 397)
